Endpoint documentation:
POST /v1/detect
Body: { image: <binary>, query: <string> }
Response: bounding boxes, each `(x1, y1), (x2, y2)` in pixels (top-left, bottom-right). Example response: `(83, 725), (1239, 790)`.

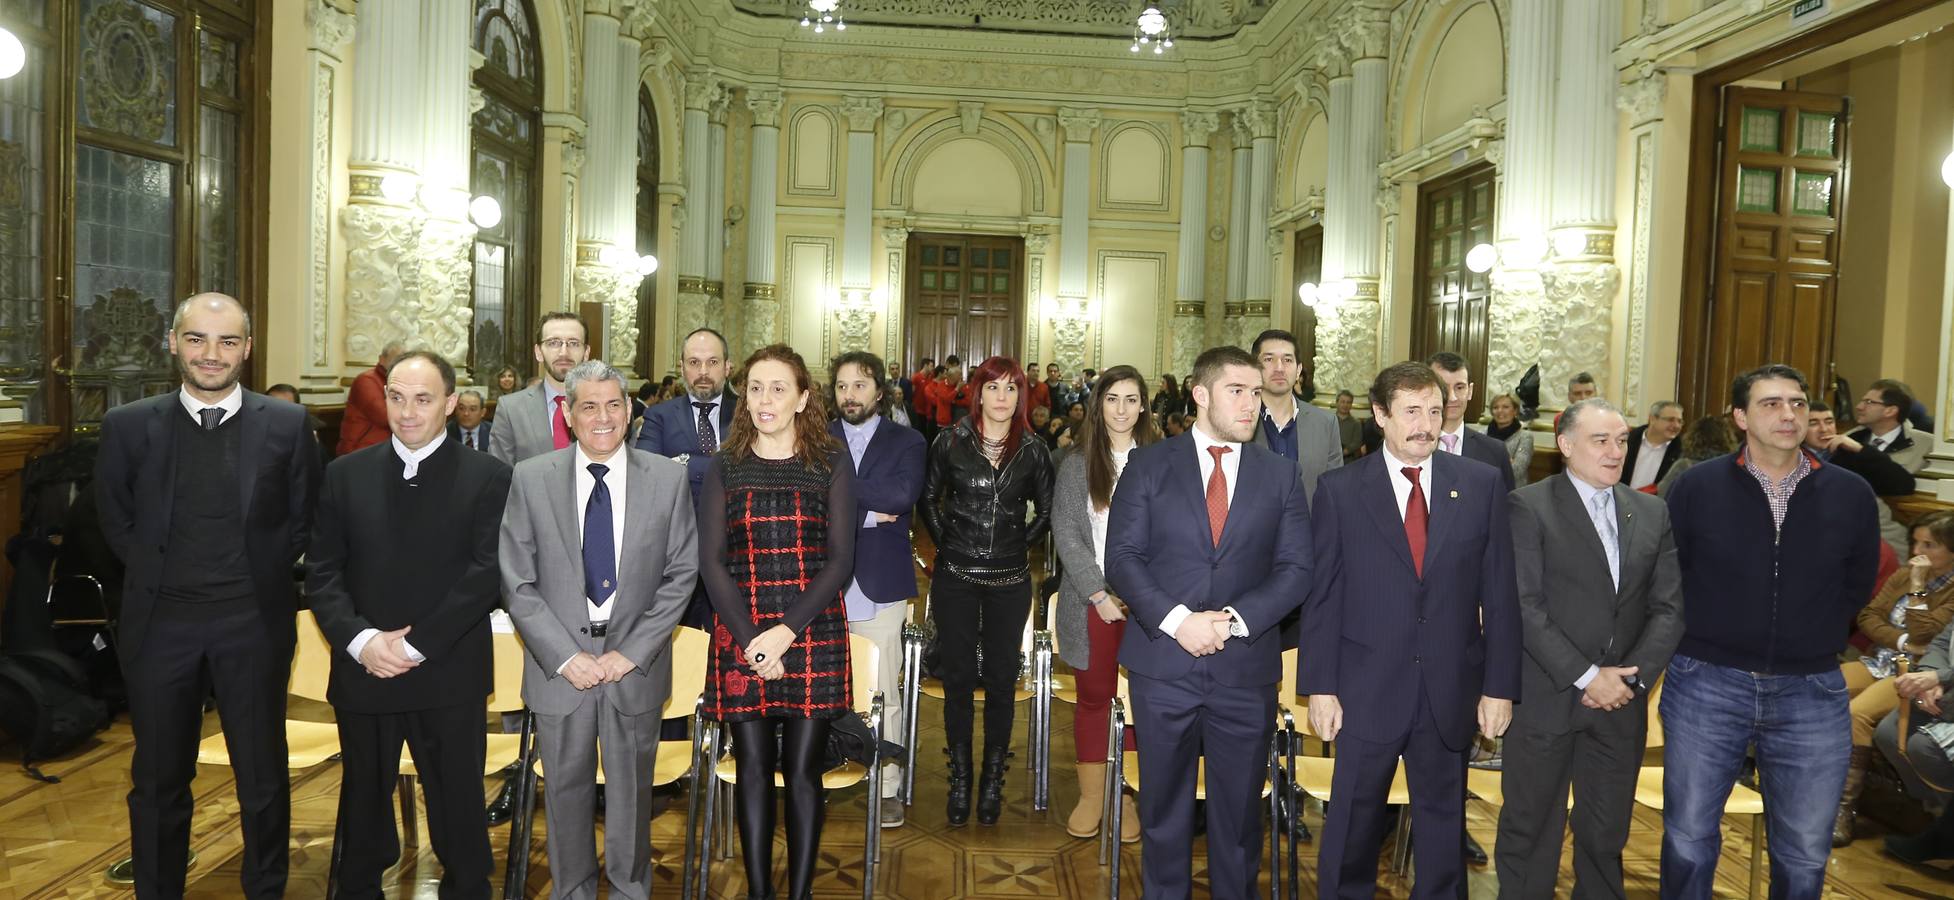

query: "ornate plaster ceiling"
(727, 0), (1269, 40)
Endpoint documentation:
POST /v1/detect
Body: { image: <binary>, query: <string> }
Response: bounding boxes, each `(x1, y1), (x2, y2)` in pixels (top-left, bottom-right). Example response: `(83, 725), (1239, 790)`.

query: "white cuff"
(1900, 635), (1913, 653)
(401, 638), (425, 663)
(1160, 604), (1194, 639)
(863, 510), (879, 528)
(557, 655), (576, 675)
(1221, 605), (1249, 638)
(348, 628), (380, 662)
(1574, 664), (1600, 690)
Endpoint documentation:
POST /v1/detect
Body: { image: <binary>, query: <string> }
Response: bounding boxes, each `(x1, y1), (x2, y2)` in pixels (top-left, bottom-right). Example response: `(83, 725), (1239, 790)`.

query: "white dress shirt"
(177, 384), (243, 426)
(1380, 445), (1432, 521)
(689, 394), (723, 449)
(1161, 426), (1250, 641)
(457, 424), (485, 450)
(1629, 437), (1669, 490)
(346, 433), (451, 665)
(1871, 425), (1902, 452)
(574, 444), (629, 622)
(1565, 473), (1622, 690)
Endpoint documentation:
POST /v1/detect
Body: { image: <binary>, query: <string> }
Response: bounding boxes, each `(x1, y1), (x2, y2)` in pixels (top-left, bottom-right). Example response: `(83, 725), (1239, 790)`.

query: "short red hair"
(963, 356), (1032, 460)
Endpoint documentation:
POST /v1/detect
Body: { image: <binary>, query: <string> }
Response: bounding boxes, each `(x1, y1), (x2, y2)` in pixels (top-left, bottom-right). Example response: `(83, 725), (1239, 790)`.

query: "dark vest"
(158, 406), (253, 604)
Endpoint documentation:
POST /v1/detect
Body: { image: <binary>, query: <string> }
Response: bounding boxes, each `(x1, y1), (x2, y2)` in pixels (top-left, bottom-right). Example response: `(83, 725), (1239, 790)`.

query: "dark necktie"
(1403, 466), (1428, 578)
(584, 463), (616, 607)
(199, 407), (223, 430)
(694, 402), (718, 454)
(1206, 445), (1231, 547)
(463, 430), (474, 450)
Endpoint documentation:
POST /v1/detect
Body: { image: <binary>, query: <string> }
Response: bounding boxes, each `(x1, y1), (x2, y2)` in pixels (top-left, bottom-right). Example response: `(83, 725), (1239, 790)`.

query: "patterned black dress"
(698, 450), (857, 722)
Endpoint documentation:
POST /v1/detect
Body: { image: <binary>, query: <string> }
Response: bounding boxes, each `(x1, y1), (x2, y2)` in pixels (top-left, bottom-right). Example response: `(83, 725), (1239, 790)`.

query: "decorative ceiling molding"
(729, 0), (1266, 39)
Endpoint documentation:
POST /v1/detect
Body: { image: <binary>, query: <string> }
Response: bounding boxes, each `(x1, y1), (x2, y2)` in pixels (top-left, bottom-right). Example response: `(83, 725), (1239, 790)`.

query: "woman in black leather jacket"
(920, 355), (1055, 826)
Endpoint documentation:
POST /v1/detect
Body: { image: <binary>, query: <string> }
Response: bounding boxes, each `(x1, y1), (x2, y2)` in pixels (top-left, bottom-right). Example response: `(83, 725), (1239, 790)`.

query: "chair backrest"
(488, 627), (527, 713)
(290, 610), (334, 703)
(661, 626), (710, 719)
(1114, 669), (1132, 725)
(1044, 593), (1061, 658)
(850, 632), (880, 716)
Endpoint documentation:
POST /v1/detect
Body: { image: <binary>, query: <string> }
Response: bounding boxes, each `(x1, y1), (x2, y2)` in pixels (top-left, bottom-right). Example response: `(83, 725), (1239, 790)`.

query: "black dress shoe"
(485, 776), (518, 826)
(1465, 834), (1489, 866)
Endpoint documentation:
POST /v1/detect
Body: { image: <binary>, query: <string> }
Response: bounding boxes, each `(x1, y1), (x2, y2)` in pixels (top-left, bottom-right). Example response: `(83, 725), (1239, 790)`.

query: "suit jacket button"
(1413, 656), (1422, 663)
(1418, 617), (1427, 624)
(579, 626), (588, 634)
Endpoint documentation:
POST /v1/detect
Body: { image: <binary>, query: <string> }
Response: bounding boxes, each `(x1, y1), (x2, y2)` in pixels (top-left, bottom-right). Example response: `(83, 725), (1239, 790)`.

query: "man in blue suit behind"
(1302, 360), (1521, 899)
(1106, 345), (1314, 899)
(828, 350), (927, 829)
(636, 326), (737, 504)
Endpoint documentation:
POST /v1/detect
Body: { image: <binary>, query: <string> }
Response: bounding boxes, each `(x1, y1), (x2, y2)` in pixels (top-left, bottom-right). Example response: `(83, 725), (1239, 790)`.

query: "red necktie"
(1206, 445), (1231, 547)
(1403, 466), (1428, 578)
(551, 395), (571, 450)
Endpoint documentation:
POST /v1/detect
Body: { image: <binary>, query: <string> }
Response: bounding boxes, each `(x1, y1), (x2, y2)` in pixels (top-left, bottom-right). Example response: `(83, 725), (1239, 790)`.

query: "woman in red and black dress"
(698, 344), (857, 900)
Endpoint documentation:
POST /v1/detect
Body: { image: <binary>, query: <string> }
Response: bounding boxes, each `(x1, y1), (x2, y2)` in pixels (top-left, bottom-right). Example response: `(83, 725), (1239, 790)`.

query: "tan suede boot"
(1068, 763), (1107, 837)
(1120, 791), (1141, 843)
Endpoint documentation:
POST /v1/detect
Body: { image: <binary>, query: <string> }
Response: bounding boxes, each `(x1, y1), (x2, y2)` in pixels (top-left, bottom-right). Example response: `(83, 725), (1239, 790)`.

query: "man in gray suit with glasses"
(500, 360), (698, 900)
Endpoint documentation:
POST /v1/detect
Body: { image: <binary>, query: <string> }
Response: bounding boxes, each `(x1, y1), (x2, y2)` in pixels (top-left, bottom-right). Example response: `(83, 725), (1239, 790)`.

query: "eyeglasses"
(540, 339), (586, 352)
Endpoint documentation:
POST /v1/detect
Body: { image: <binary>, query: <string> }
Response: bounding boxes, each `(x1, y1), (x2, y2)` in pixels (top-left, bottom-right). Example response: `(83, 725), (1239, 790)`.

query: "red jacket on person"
(336, 363), (389, 455)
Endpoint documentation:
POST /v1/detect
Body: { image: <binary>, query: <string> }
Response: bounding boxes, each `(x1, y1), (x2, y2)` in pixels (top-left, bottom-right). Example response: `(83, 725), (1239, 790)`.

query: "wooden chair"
(692, 632), (885, 900)
(1631, 677), (1767, 899)
(1100, 671), (1282, 899)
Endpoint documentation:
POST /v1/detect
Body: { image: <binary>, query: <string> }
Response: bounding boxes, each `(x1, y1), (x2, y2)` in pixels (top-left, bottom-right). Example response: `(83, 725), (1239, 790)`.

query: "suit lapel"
(1360, 455), (1419, 574)
(1610, 483), (1640, 599)
(608, 451), (652, 650)
(237, 393), (267, 517)
(147, 398), (179, 528)
(549, 450), (587, 598)
(1216, 446), (1262, 553)
(1422, 454), (1459, 569)
(524, 384), (553, 451)
(1550, 475), (1616, 595)
(1168, 436), (1214, 555)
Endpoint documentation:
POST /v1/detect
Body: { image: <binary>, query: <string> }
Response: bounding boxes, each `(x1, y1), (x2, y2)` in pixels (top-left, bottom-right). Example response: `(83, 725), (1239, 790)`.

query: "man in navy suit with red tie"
(1302, 361), (1521, 899)
(1106, 345), (1314, 899)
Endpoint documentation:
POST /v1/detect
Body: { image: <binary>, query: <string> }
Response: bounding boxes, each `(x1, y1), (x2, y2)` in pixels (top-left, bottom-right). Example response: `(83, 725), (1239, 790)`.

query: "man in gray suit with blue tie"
(500, 361), (699, 900)
(1495, 398), (1682, 899)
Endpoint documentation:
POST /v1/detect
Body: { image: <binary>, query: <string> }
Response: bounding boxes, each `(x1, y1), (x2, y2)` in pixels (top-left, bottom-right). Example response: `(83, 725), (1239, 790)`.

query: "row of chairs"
(187, 611), (894, 900)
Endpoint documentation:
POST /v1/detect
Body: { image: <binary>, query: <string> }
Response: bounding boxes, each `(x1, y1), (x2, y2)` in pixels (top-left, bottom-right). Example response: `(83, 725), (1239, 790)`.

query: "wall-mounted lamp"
(0, 27), (25, 80)
(1464, 243), (1496, 274)
(468, 195), (502, 229)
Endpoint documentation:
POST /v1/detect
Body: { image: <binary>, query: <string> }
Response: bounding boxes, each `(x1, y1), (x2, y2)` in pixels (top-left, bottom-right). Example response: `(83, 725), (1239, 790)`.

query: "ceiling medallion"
(800, 0), (845, 33)
(1130, 4), (1175, 55)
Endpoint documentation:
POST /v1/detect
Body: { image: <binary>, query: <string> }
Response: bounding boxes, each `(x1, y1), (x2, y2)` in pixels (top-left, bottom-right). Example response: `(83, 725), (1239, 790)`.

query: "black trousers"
(1493, 702), (1644, 900)
(931, 572), (1032, 752)
(333, 699), (492, 899)
(125, 599), (291, 899)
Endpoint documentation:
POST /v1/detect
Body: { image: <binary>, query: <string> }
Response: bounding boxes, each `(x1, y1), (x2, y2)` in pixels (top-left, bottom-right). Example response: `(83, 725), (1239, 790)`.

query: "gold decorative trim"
(1222, 302), (1246, 318)
(743, 283), (776, 301)
(348, 173), (383, 199)
(703, 280), (725, 299)
(1351, 280), (1381, 301)
(1173, 301), (1204, 316)
(1244, 301), (1271, 316)
(677, 276), (707, 294)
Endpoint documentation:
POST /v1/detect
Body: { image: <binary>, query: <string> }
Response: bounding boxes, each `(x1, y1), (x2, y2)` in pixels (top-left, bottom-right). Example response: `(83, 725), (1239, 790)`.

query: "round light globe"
(1465, 242), (1497, 274)
(468, 195), (502, 229)
(636, 254), (659, 276)
(0, 27), (25, 80)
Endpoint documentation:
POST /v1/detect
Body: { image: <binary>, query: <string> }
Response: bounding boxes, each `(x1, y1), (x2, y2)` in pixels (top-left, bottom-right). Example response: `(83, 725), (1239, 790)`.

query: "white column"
(1485, 0), (1558, 401)
(302, 0), (354, 392)
(676, 78), (718, 341)
(347, 0), (422, 174)
(1174, 110), (1219, 372)
(612, 33), (639, 248)
(417, 0), (472, 215)
(1540, 0), (1624, 408)
(1311, 5), (1389, 397)
(1344, 56), (1386, 281)
(840, 96), (884, 291)
(1618, 67), (1669, 416)
(1320, 62), (1351, 285)
(1226, 114), (1253, 311)
(1057, 108), (1101, 302)
(577, 14), (621, 246)
(743, 88), (783, 353)
(1245, 99), (1278, 339)
(704, 92), (729, 333)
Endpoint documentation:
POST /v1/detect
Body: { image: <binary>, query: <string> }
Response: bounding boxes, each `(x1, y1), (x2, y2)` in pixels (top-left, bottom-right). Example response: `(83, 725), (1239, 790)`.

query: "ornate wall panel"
(1098, 121), (1170, 212)
(787, 105), (838, 197)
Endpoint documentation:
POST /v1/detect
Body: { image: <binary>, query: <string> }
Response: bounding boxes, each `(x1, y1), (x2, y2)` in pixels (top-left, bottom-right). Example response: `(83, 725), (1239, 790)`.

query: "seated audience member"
(1161, 414), (1185, 438)
(266, 382), (326, 445)
(1055, 402), (1087, 449)
(1029, 405), (1056, 447)
(1552, 372), (1600, 430)
(1151, 374), (1184, 423)
(1835, 511), (1954, 846)
(1852, 378), (1939, 474)
(1655, 416), (1737, 496)
(490, 365), (521, 401)
(1809, 401), (1916, 557)
(450, 389), (491, 451)
(1624, 401), (1685, 491)
(1485, 393), (1532, 487)
(1877, 616), (1954, 862)
(1179, 412), (1197, 436)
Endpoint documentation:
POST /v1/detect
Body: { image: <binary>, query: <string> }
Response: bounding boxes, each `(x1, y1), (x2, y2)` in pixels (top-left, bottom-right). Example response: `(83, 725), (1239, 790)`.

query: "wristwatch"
(1622, 673), (1647, 696)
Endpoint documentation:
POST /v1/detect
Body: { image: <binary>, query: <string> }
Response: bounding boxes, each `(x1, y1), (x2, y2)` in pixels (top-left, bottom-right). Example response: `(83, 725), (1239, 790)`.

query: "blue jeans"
(1659, 653), (1849, 900)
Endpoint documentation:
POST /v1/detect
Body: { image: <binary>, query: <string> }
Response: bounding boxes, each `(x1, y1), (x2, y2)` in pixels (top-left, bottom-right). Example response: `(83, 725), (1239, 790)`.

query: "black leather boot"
(945, 744), (974, 827)
(977, 746), (1011, 826)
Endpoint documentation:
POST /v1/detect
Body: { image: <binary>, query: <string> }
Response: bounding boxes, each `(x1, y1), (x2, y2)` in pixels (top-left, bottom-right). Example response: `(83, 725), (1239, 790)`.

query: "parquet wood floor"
(5, 690), (1953, 898)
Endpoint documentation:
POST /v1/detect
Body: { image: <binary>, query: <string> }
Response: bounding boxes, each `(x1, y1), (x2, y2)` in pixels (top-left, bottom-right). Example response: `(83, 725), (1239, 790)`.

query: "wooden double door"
(903, 233), (1023, 371)
(1412, 164), (1496, 422)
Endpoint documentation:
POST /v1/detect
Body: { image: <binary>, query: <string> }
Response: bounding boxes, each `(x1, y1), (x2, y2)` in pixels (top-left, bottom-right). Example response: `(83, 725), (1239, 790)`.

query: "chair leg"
(902, 625), (922, 807)
(1285, 727), (1301, 900)
(697, 726), (720, 900)
(328, 789), (345, 900)
(682, 721), (706, 900)
(1749, 812), (1764, 900)
(1266, 743), (1281, 900)
(398, 774), (419, 854)
(1032, 641), (1051, 813)
(502, 710), (538, 900)
(1389, 806), (1412, 876)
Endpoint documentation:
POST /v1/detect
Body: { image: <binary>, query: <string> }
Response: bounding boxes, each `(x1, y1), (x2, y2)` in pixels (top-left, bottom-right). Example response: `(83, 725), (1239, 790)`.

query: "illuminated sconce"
(467, 195), (502, 229)
(1296, 282), (1319, 308)
(0, 27), (25, 80)
(1464, 243), (1497, 274)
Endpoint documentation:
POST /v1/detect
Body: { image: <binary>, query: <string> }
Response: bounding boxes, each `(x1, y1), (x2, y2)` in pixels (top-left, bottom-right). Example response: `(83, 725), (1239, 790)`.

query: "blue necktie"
(584, 463), (616, 607)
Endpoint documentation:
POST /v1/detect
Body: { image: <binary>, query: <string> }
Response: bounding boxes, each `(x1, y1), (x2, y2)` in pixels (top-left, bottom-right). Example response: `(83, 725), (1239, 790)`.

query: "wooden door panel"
(903, 233), (1022, 371)
(1693, 87), (1847, 413)
(1412, 164), (1495, 420)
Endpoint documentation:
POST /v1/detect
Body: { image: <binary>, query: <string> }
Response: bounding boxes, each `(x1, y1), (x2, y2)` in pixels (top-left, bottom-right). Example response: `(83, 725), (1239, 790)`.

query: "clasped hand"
(359, 626), (419, 678)
(1579, 665), (1639, 711)
(561, 651), (638, 690)
(1173, 610), (1235, 657)
(745, 624), (795, 681)
(1899, 670), (1945, 715)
